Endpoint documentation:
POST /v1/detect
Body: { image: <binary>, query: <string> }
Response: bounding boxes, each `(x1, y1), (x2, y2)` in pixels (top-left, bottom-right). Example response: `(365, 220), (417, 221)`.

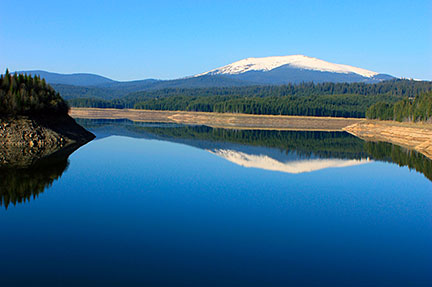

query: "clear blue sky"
(1, 0), (431, 81)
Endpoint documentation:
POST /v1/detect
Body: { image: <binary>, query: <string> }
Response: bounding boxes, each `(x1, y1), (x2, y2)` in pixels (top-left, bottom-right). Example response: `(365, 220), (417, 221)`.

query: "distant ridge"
(15, 55), (399, 99)
(16, 70), (116, 86)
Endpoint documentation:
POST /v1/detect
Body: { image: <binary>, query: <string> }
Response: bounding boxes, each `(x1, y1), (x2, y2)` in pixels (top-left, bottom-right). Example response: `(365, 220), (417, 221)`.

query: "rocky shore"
(0, 115), (95, 167)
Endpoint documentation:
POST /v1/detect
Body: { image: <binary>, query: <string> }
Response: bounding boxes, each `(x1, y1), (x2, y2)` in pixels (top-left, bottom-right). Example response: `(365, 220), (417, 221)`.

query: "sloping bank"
(343, 121), (432, 160)
(0, 115), (95, 167)
(70, 108), (432, 160)
(0, 71), (95, 167)
(69, 107), (363, 131)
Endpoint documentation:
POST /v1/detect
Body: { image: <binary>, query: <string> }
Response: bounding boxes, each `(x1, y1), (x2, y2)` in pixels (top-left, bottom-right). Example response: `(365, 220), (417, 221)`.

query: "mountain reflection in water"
(2, 119), (430, 286)
(78, 118), (432, 180)
(208, 149), (371, 174)
(2, 118), (430, 209)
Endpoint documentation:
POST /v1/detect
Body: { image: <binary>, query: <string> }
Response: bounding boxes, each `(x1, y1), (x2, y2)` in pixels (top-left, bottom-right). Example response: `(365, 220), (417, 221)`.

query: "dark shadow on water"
(2, 118), (429, 209)
(0, 143), (84, 209)
(365, 141), (432, 181)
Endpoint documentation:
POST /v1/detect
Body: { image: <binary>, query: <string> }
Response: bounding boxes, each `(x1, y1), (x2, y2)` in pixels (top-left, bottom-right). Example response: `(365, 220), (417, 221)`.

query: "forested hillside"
(68, 80), (432, 118)
(0, 70), (69, 116)
(366, 91), (432, 122)
(50, 75), (251, 100)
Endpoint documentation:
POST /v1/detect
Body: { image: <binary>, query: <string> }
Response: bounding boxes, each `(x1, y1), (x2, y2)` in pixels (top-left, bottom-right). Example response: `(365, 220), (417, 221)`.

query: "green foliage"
(410, 92), (432, 122)
(52, 84), (127, 100)
(132, 94), (387, 118)
(365, 102), (394, 120)
(0, 69), (69, 116)
(68, 79), (432, 118)
(366, 91), (432, 122)
(125, 79), (432, 100)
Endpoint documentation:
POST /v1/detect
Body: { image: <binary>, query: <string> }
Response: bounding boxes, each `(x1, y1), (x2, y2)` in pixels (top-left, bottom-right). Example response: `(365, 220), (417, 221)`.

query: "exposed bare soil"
(70, 108), (432, 160)
(70, 108), (364, 131)
(344, 121), (432, 159)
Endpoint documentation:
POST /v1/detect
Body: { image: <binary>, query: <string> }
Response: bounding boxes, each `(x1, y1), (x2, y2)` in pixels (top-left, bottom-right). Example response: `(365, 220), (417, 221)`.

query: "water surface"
(1, 120), (431, 286)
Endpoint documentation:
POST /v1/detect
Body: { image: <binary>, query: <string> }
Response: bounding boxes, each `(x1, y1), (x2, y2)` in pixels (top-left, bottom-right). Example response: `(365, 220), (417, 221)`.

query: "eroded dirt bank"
(344, 121), (432, 159)
(70, 108), (432, 160)
(69, 108), (364, 131)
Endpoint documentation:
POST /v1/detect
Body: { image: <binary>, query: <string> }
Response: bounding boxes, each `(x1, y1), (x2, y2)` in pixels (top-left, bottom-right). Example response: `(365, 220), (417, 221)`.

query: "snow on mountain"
(197, 55), (379, 78)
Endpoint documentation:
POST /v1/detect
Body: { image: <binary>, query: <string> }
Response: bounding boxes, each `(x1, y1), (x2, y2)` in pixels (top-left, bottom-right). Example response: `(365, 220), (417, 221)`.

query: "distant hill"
(51, 79), (161, 100)
(17, 71), (253, 100)
(141, 75), (256, 90)
(16, 55), (399, 100)
(51, 75), (255, 100)
(16, 70), (116, 86)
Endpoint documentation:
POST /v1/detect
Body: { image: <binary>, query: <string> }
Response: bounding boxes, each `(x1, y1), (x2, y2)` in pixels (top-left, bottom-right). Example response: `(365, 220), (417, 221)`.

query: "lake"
(1, 119), (431, 286)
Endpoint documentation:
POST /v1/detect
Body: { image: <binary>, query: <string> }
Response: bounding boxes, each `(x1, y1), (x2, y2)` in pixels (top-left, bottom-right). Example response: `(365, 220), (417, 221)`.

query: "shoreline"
(0, 115), (95, 167)
(343, 121), (432, 160)
(70, 107), (432, 160)
(69, 107), (364, 131)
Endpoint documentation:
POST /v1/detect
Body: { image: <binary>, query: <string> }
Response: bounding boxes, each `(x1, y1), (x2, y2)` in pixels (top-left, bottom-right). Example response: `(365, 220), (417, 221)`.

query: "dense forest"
(366, 91), (432, 122)
(132, 94), (397, 118)
(3, 68), (431, 120)
(69, 80), (432, 118)
(0, 69), (69, 116)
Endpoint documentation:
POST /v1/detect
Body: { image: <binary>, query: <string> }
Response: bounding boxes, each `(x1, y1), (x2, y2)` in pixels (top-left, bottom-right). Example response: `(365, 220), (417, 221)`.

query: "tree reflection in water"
(80, 118), (432, 181)
(2, 119), (430, 209)
(0, 144), (82, 209)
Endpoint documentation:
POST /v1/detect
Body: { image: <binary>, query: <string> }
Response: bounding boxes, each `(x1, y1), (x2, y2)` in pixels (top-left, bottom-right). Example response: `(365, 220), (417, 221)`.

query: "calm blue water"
(1, 121), (431, 286)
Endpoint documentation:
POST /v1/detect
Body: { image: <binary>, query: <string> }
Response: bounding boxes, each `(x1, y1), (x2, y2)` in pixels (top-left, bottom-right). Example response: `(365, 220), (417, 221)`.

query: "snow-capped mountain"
(197, 55), (377, 77)
(196, 55), (394, 84)
(20, 55), (397, 98)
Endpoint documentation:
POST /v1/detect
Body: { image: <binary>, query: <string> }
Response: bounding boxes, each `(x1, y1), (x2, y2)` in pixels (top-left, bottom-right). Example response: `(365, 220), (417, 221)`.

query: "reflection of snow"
(208, 149), (371, 174)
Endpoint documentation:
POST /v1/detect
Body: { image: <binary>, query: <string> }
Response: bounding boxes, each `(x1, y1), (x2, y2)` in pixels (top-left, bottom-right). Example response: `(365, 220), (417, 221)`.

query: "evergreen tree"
(0, 69), (69, 116)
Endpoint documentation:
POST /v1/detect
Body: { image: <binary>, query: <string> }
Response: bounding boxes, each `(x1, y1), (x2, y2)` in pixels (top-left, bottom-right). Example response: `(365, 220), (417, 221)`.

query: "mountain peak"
(197, 55), (379, 78)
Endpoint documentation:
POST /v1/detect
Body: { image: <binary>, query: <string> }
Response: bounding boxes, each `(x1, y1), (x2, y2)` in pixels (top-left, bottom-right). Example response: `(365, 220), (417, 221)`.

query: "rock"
(0, 115), (95, 167)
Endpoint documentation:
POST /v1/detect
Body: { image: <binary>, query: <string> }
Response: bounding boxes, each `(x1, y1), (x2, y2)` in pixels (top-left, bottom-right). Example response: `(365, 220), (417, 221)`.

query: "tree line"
(366, 91), (432, 122)
(68, 80), (432, 118)
(0, 69), (69, 116)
